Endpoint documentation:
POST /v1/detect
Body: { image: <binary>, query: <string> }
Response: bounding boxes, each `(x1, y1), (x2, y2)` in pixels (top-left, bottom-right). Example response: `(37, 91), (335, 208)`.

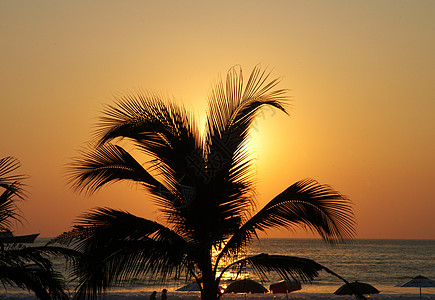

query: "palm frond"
(0, 265), (68, 300)
(0, 244), (68, 300)
(219, 179), (355, 261)
(219, 254), (323, 284)
(96, 92), (202, 183)
(206, 66), (288, 138)
(76, 93), (209, 223)
(67, 143), (162, 195)
(205, 65), (288, 153)
(0, 156), (27, 191)
(218, 254), (365, 300)
(0, 156), (25, 230)
(54, 208), (195, 299)
(203, 66), (288, 221)
(0, 186), (22, 230)
(97, 92), (199, 144)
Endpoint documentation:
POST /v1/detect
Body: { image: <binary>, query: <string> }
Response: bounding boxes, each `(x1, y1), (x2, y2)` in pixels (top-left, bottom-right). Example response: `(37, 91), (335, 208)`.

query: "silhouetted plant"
(56, 66), (363, 300)
(0, 156), (68, 299)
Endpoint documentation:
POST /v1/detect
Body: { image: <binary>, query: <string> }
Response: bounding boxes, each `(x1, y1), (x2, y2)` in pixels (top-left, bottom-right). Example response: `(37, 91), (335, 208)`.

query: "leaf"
(219, 179), (355, 261)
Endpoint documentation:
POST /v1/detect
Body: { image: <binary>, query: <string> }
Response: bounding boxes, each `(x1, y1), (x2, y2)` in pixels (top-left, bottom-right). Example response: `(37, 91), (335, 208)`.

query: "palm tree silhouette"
(58, 66), (362, 300)
(0, 156), (68, 299)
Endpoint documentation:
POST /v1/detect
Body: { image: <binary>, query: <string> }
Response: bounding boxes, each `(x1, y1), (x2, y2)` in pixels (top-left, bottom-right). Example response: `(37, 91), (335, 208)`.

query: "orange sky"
(1, 1), (434, 239)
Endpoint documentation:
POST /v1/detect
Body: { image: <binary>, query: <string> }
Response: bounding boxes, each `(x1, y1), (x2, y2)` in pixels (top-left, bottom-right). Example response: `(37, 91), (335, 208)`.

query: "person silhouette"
(150, 291), (157, 300)
(161, 289), (167, 300)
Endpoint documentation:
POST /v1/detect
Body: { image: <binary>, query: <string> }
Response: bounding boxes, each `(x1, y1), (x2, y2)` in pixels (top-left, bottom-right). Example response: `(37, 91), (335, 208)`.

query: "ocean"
(2, 238), (434, 298)
(247, 239), (435, 294)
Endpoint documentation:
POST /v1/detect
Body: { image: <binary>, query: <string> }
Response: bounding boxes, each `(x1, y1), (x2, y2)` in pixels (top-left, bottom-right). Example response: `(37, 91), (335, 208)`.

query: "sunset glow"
(1, 1), (434, 239)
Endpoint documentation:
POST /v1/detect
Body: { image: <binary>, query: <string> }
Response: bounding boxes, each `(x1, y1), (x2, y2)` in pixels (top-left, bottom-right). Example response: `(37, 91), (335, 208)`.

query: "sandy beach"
(2, 291), (435, 300)
(172, 292), (434, 300)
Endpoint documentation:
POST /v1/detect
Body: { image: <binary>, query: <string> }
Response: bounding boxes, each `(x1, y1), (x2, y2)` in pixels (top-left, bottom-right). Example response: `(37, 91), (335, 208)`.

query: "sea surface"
(2, 238), (434, 297)
(246, 238), (435, 295)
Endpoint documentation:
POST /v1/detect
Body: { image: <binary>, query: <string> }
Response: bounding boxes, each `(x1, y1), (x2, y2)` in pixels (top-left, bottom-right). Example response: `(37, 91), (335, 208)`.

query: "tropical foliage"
(55, 67), (362, 300)
(0, 156), (68, 299)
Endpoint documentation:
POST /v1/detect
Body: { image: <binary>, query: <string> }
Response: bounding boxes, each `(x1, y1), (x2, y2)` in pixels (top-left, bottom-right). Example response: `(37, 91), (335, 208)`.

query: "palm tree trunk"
(198, 248), (219, 300)
(201, 277), (219, 300)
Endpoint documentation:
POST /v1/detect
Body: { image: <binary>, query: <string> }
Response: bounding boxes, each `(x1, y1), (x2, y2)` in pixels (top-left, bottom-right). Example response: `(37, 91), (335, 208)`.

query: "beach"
(2, 291), (434, 300)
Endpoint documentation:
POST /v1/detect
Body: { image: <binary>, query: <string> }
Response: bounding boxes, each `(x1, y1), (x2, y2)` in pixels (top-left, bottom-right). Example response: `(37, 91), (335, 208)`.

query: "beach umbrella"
(398, 275), (435, 300)
(176, 282), (201, 291)
(334, 281), (380, 295)
(225, 279), (268, 294)
(270, 280), (301, 294)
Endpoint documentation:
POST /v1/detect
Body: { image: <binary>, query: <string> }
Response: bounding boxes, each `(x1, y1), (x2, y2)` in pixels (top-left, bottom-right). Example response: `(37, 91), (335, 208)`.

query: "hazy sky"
(1, 1), (434, 239)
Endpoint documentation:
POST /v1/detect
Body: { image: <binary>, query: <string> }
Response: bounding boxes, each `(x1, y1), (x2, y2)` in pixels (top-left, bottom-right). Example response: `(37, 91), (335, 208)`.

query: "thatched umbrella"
(225, 279), (268, 294)
(334, 281), (380, 295)
(398, 275), (435, 300)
